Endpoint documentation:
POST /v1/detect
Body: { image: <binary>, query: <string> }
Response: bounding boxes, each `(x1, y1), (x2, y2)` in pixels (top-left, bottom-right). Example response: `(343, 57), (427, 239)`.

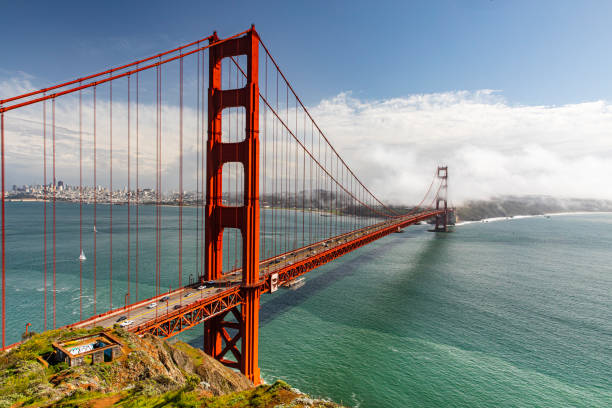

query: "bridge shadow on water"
(287, 231), (452, 338)
(259, 229), (452, 328)
(186, 230), (450, 348)
(258, 233), (416, 326)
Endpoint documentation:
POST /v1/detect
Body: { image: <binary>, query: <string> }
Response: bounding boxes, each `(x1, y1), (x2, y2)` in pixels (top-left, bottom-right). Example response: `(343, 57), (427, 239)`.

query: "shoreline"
(455, 211), (612, 226)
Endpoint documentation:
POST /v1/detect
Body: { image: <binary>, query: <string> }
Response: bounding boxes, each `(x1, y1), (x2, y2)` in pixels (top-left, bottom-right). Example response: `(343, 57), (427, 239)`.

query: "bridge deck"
(70, 210), (444, 337)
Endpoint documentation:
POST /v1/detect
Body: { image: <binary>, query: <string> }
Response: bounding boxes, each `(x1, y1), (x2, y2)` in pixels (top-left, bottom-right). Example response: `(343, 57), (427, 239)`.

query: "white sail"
(79, 250), (86, 261)
(93, 225), (98, 233)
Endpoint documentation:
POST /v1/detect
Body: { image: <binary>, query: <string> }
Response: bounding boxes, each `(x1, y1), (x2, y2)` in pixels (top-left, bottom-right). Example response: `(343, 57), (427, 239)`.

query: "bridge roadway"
(70, 210), (445, 337)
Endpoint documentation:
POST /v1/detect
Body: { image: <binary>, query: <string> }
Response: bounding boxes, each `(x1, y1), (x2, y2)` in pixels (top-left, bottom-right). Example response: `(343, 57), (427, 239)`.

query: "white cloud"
(308, 91), (612, 204)
(1, 74), (221, 193)
(3, 72), (612, 205)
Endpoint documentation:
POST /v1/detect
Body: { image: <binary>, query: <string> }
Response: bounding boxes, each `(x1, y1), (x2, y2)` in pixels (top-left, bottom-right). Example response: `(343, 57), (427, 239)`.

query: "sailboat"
(93, 225), (98, 233)
(79, 250), (86, 261)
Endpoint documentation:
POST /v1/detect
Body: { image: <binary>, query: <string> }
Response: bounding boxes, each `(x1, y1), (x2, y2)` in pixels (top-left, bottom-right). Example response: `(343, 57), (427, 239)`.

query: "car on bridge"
(161, 296), (169, 302)
(116, 316), (127, 322)
(147, 302), (157, 309)
(119, 320), (134, 327)
(197, 285), (207, 290)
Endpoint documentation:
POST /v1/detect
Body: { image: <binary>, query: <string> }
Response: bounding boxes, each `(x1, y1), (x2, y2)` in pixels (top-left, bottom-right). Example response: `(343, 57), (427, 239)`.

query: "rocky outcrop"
(0, 327), (344, 407)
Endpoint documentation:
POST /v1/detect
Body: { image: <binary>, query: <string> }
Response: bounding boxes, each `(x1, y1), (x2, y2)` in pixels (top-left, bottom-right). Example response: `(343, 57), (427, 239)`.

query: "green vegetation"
(456, 195), (612, 221)
(0, 327), (344, 407)
(172, 340), (205, 366)
(102, 380), (335, 408)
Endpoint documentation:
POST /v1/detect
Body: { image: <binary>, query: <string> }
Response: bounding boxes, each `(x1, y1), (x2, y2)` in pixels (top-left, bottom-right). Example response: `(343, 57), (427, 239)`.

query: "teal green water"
(3, 203), (612, 407)
(251, 214), (612, 407)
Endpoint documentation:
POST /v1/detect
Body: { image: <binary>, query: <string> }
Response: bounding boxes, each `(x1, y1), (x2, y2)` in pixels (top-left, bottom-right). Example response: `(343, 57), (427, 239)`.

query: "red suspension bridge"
(0, 27), (452, 384)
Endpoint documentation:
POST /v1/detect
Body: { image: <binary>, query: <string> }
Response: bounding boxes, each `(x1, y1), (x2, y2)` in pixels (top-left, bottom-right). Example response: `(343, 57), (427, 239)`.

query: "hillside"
(456, 196), (612, 221)
(0, 327), (344, 408)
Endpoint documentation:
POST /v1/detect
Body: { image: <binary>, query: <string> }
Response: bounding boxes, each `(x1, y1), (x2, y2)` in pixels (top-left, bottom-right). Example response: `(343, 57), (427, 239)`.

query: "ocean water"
(3, 203), (612, 407)
(1, 201), (365, 338)
(251, 214), (612, 407)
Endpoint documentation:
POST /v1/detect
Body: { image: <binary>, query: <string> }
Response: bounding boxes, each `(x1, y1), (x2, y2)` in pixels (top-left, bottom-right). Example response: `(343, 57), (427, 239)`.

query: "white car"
(120, 320), (134, 327)
(197, 285), (206, 290)
(147, 302), (157, 309)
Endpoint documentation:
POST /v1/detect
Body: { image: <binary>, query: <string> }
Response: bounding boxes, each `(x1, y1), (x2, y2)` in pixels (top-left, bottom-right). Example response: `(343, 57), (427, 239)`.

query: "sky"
(2, 0), (612, 204)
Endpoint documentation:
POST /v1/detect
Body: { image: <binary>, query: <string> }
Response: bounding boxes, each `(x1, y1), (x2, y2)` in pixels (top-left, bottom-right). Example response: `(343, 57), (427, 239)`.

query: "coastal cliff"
(0, 327), (343, 407)
(456, 195), (612, 221)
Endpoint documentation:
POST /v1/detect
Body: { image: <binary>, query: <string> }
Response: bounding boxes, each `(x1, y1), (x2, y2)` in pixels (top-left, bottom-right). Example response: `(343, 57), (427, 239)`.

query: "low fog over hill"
(456, 196), (612, 221)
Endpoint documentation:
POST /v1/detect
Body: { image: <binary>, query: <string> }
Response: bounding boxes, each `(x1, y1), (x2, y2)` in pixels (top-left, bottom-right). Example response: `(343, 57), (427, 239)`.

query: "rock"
(295, 396), (315, 406)
(0, 327), (346, 407)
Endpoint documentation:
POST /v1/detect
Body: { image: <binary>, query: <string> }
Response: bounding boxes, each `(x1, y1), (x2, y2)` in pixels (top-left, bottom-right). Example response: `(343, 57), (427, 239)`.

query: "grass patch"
(172, 341), (204, 366)
(202, 381), (293, 408)
(52, 390), (111, 407)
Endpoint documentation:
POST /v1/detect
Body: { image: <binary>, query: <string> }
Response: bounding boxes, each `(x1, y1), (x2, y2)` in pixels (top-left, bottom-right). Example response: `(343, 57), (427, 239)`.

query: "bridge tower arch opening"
(204, 27), (261, 384)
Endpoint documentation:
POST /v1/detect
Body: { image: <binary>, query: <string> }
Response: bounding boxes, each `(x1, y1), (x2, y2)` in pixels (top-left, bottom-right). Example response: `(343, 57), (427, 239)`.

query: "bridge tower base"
(203, 27), (261, 384)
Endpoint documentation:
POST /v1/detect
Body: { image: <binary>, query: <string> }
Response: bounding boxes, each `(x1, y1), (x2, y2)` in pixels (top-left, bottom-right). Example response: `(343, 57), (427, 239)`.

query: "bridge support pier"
(204, 27), (262, 384)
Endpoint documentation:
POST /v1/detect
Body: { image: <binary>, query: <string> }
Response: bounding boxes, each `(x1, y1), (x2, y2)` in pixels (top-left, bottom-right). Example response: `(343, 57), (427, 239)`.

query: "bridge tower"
(434, 166), (449, 232)
(204, 27), (261, 384)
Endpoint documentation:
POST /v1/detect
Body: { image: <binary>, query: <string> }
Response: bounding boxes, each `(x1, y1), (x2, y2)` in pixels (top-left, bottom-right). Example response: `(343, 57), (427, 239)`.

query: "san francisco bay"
(3, 203), (611, 406)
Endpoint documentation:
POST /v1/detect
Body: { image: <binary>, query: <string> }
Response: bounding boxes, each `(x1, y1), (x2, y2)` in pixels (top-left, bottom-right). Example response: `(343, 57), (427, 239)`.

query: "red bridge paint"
(0, 27), (453, 386)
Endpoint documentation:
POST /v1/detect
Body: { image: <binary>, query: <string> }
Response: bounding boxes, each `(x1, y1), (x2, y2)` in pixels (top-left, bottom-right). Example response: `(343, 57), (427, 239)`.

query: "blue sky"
(2, 0), (612, 106)
(2, 1), (612, 202)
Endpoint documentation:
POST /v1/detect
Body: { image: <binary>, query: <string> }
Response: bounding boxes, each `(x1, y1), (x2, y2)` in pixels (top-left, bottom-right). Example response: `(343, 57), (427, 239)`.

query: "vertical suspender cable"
(109, 78), (113, 310)
(195, 48), (200, 280)
(127, 75), (131, 306)
(79, 86), (83, 320)
(302, 110), (305, 245)
(285, 86), (289, 253)
(52, 98), (56, 329)
(294, 98), (298, 249)
(281, 86), (286, 254)
(155, 64), (160, 302)
(324, 142), (327, 238)
(1, 112), (5, 349)
(227, 61), (231, 272)
(135, 70), (139, 302)
(336, 154), (339, 236)
(274, 70), (278, 257)
(159, 62), (163, 297)
(284, 85), (288, 253)
(200, 49), (205, 278)
(159, 63), (163, 296)
(317, 131), (320, 240)
(43, 100), (47, 330)
(93, 87), (97, 315)
(309, 121), (313, 245)
(234, 61), (238, 270)
(261, 55), (266, 260)
(179, 55), (183, 295)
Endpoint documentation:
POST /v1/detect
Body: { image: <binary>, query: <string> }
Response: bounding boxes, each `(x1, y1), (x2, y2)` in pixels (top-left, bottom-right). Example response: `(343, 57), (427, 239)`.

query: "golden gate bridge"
(0, 26), (452, 384)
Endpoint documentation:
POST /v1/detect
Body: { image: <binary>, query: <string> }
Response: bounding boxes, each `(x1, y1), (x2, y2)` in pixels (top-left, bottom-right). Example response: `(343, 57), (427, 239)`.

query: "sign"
(270, 273), (279, 293)
(69, 343), (94, 355)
